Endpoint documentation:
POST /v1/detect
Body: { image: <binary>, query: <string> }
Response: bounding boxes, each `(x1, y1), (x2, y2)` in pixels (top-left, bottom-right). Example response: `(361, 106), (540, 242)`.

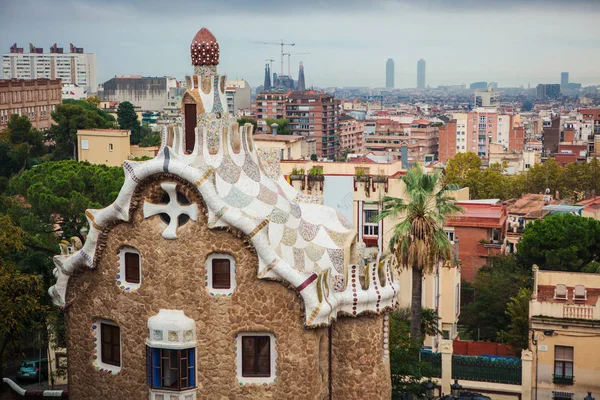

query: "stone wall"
(65, 177), (330, 399)
(331, 313), (391, 399)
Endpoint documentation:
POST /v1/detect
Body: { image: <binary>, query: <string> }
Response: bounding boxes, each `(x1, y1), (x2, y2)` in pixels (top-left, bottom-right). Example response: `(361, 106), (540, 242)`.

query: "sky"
(1, 0), (600, 89)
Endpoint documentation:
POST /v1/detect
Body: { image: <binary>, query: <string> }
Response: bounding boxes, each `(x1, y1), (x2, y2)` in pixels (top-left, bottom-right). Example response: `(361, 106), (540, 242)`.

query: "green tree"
(522, 100), (533, 111)
(237, 117), (258, 132)
(84, 95), (101, 108)
(461, 256), (530, 342)
(0, 115), (46, 181)
(378, 166), (462, 343)
(498, 287), (531, 355)
(49, 102), (115, 160)
(117, 101), (142, 144)
(138, 123), (160, 147)
(265, 118), (291, 135)
(478, 162), (507, 199)
(517, 213), (600, 272)
(0, 216), (46, 377)
(390, 308), (441, 397)
(9, 160), (124, 238)
(524, 158), (562, 197)
(444, 152), (482, 198)
(310, 154), (318, 161)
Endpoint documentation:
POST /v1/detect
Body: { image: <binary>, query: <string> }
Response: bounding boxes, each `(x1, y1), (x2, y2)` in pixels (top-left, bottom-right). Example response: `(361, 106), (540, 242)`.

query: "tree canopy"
(265, 118), (291, 135)
(8, 160), (124, 238)
(0, 114), (46, 188)
(460, 256), (530, 345)
(237, 117), (258, 132)
(117, 101), (143, 144)
(517, 213), (600, 272)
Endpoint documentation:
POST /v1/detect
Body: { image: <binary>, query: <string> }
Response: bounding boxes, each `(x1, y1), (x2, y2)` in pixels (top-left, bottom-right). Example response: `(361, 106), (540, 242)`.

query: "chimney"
(271, 123), (279, 136)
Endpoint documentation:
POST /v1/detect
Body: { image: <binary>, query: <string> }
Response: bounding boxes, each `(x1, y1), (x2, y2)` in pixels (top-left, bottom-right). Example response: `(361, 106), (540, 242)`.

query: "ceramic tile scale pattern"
(49, 27), (399, 327)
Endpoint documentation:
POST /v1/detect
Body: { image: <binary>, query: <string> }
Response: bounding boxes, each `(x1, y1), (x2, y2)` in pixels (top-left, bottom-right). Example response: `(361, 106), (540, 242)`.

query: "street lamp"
(424, 380), (436, 399)
(584, 393), (595, 400)
(450, 379), (463, 398)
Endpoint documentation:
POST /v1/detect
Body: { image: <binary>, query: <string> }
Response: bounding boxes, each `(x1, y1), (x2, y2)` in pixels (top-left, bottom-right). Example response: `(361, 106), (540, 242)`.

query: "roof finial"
(190, 28), (219, 66)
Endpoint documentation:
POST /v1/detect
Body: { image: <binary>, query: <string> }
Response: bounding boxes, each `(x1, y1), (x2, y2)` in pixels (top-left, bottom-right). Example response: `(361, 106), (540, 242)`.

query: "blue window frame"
(146, 346), (195, 390)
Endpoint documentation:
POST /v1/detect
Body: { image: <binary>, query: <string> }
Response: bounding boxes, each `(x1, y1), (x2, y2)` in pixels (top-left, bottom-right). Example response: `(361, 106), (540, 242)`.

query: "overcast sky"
(1, 0), (599, 89)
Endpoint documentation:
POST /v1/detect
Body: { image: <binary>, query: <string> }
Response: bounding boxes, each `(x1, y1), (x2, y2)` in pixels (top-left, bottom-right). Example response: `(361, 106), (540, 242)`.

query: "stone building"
(0, 78), (62, 130)
(49, 28), (396, 400)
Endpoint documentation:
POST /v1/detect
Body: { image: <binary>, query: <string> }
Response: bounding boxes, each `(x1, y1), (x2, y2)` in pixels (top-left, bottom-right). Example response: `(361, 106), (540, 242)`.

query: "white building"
(225, 79), (251, 115)
(62, 84), (87, 100)
(2, 43), (97, 93)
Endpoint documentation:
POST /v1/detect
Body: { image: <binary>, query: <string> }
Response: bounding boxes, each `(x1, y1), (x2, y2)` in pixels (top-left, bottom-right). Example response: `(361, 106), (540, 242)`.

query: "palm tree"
(377, 166), (462, 344)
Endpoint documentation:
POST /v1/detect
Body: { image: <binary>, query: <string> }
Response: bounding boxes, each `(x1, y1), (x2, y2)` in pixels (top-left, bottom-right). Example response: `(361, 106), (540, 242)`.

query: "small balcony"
(553, 375), (574, 385)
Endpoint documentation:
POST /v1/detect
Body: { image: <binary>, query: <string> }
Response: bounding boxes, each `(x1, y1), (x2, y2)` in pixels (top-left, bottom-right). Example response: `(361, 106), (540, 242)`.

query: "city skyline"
(1, 0), (600, 89)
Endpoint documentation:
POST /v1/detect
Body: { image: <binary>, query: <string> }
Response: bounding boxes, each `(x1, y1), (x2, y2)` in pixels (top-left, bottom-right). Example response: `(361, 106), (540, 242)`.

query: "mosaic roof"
(49, 28), (398, 327)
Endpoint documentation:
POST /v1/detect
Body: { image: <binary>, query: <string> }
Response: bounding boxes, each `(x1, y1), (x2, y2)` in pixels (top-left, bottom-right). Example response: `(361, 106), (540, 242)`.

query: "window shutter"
(242, 337), (256, 376)
(125, 252), (140, 284)
(256, 336), (271, 376)
(101, 324), (120, 366)
(212, 259), (231, 289)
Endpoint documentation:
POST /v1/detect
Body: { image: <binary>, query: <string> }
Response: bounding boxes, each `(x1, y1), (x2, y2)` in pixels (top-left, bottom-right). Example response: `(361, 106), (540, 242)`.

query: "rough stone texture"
(332, 313), (392, 399)
(65, 177), (390, 399)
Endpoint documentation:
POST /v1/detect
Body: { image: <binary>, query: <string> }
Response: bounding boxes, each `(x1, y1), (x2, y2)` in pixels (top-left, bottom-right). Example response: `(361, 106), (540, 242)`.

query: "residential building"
(0, 78), (62, 130)
(252, 133), (316, 160)
(445, 200), (507, 282)
(417, 59), (426, 89)
(543, 115), (561, 155)
(474, 85), (499, 107)
(386, 58), (394, 89)
(364, 119), (439, 164)
(488, 143), (540, 174)
(50, 28), (396, 399)
(2, 43), (97, 92)
(439, 119), (457, 162)
(76, 128), (131, 166)
(61, 83), (87, 100)
(505, 193), (559, 254)
(338, 115), (364, 155)
(99, 76), (177, 111)
(253, 91), (288, 132)
(224, 79), (250, 115)
(530, 267), (600, 399)
(286, 90), (340, 159)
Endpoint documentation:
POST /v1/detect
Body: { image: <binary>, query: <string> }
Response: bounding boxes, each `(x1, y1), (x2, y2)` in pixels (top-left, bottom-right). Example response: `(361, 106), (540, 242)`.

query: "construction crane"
(282, 52), (310, 76)
(252, 40), (295, 76)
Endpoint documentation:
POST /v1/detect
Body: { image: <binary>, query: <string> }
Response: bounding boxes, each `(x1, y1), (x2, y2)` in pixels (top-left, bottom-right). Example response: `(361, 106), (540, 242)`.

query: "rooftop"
(252, 134), (304, 143)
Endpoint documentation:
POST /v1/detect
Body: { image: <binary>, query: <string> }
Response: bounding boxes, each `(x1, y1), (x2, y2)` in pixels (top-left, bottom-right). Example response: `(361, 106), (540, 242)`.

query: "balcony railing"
(563, 305), (595, 320)
(553, 375), (574, 385)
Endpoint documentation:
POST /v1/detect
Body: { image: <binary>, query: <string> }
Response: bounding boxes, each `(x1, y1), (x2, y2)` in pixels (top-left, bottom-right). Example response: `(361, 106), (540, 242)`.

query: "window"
(109, 143), (113, 152)
(212, 258), (231, 289)
(100, 323), (121, 367)
(147, 347), (195, 391)
(242, 336), (271, 377)
(553, 346), (574, 385)
(81, 139), (89, 150)
(205, 254), (235, 295)
(124, 252), (140, 284)
(552, 392), (574, 400)
(444, 230), (455, 242)
(363, 209), (379, 237)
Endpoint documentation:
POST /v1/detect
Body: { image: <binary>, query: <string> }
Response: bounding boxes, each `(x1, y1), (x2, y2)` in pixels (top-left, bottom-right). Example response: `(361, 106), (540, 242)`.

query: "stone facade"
(65, 177), (390, 399)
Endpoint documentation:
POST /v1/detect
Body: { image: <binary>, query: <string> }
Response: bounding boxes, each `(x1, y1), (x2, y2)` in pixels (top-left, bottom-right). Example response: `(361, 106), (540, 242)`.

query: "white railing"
(563, 304), (595, 320)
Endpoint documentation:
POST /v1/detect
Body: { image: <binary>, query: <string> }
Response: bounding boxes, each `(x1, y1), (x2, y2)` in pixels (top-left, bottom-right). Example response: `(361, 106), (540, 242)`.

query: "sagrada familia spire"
(264, 63), (271, 91)
(296, 61), (306, 91)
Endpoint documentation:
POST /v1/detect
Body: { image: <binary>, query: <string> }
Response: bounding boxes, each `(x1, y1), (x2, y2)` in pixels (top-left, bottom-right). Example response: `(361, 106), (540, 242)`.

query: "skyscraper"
(297, 62), (306, 91)
(263, 63), (271, 91)
(417, 59), (426, 89)
(561, 72), (569, 87)
(386, 58), (394, 88)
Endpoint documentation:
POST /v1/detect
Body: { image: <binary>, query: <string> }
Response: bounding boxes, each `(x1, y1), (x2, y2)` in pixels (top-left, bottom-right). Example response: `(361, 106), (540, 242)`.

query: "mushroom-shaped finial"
(190, 27), (219, 66)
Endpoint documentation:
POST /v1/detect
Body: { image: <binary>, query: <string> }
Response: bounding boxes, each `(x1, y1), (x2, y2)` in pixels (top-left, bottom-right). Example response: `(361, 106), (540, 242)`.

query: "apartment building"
(364, 119), (439, 164)
(0, 78), (62, 130)
(2, 43), (97, 92)
(224, 79), (250, 115)
(76, 128), (131, 167)
(530, 267), (600, 399)
(338, 115), (364, 155)
(253, 91), (288, 132)
(252, 133), (316, 160)
(286, 90), (340, 160)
